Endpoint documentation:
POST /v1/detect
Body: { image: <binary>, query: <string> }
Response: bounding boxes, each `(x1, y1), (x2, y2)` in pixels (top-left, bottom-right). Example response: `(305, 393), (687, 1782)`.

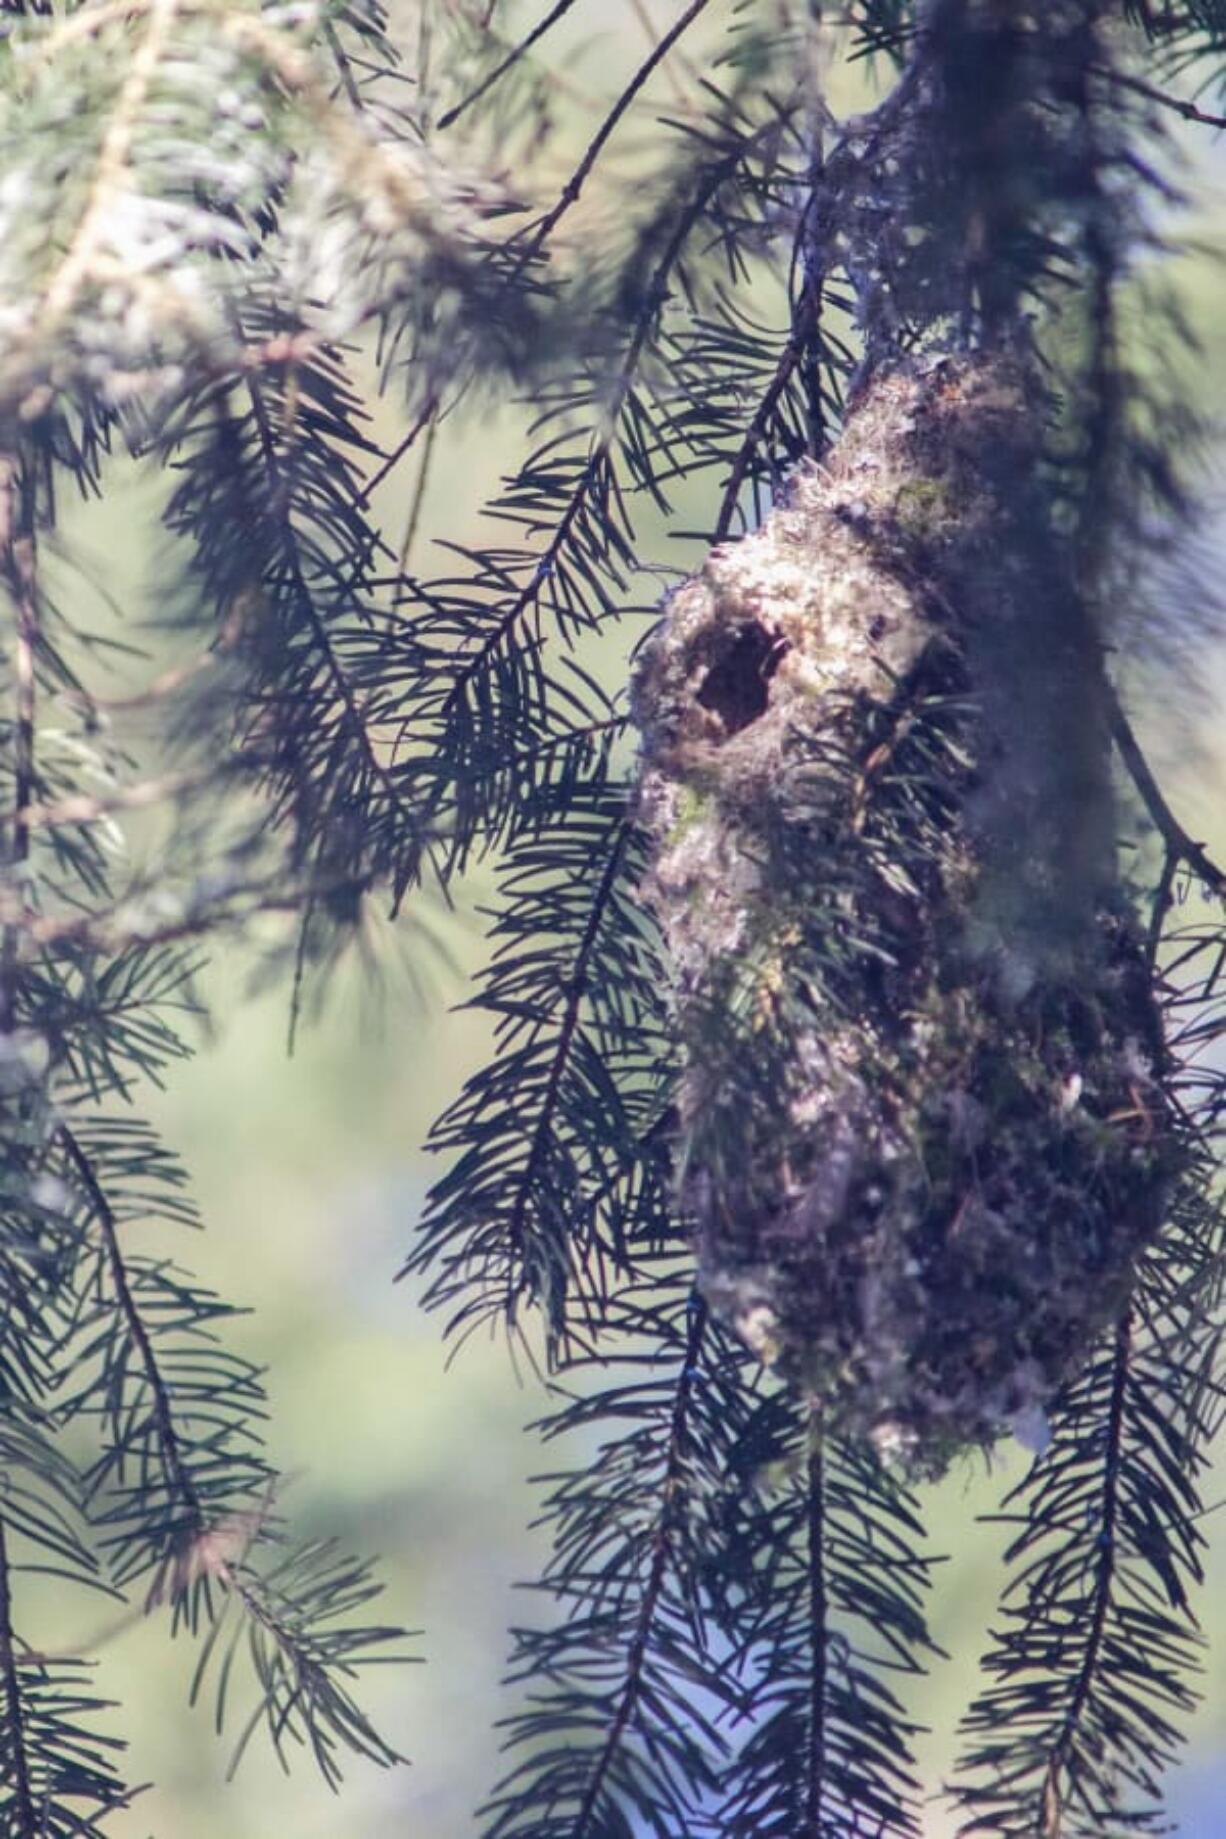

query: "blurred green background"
(36, 9), (1226, 1835)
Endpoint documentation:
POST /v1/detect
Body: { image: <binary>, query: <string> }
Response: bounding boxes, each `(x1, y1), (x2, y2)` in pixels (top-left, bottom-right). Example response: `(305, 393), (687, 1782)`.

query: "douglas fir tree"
(2, 2), (1226, 1836)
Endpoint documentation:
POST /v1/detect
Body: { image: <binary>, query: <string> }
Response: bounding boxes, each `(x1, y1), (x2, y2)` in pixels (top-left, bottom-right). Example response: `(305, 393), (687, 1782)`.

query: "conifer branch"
(56, 1112), (414, 1783)
(0, 1519), (38, 1839)
(448, 111), (782, 696)
(38, 0), (179, 341)
(408, 792), (667, 1352)
(802, 1422), (829, 1839)
(0, 420), (136, 1839)
(480, 1280), (753, 1839)
(502, 814), (634, 1335)
(717, 1411), (935, 1839)
(241, 366), (431, 910)
(398, 101), (797, 886)
(59, 1122), (206, 1554)
(434, 459), (609, 726)
(1037, 1311), (1131, 1839)
(566, 1293), (710, 1838)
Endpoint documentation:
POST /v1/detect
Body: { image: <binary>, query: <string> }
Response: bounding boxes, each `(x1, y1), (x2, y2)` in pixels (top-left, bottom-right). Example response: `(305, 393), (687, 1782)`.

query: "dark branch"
(803, 1415), (828, 1839)
(523, 0), (714, 252)
(60, 1125), (206, 1554)
(0, 1520), (37, 1838)
(1107, 681), (1226, 899)
(569, 1294), (709, 1836)
(1038, 1310), (1131, 1836)
(445, 116), (782, 712)
(505, 815), (633, 1330)
(1098, 63), (1226, 132)
(437, 0), (585, 131)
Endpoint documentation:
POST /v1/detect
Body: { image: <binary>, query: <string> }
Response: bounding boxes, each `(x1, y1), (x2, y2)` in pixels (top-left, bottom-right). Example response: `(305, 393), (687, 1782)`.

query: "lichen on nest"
(631, 350), (1177, 1471)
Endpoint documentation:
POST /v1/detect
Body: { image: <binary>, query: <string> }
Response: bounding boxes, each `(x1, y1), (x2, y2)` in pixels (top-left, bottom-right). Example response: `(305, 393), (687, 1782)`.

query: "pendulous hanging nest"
(631, 351), (1177, 1470)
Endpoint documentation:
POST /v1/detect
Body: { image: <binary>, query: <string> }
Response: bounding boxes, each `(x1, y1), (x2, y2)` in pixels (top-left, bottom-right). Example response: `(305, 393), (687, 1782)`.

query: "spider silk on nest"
(631, 350), (1178, 1475)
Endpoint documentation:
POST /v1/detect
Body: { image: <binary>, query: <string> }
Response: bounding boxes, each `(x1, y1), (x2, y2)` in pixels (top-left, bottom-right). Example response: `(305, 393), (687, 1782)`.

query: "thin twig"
(1038, 1309), (1131, 1839)
(12, 876), (339, 955)
(1105, 681), (1226, 899)
(399, 404), (441, 571)
(1146, 844), (1179, 971)
(0, 1520), (37, 1836)
(437, 0), (584, 132)
(522, 0), (714, 253)
(1098, 64), (1226, 132)
(61, 596), (246, 720)
(358, 392), (439, 507)
(60, 1126), (205, 1542)
(568, 1293), (707, 1838)
(322, 17), (363, 111)
(803, 1405), (829, 1839)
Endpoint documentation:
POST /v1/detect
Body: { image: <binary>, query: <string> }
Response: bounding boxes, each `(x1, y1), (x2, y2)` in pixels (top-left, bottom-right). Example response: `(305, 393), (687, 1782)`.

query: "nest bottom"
(691, 904), (1172, 1471)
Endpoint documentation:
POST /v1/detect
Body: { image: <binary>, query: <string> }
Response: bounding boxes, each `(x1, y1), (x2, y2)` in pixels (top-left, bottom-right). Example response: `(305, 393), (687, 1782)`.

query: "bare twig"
(437, 0), (585, 131)
(399, 403), (441, 570)
(1097, 64), (1226, 133)
(358, 392), (439, 507)
(522, 0), (714, 253)
(1106, 681), (1226, 900)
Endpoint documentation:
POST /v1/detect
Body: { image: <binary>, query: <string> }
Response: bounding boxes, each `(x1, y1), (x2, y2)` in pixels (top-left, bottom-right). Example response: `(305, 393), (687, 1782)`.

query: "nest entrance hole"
(696, 621), (789, 735)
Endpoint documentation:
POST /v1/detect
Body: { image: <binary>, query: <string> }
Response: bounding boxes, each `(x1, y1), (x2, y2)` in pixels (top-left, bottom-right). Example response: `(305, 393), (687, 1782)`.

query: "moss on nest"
(631, 351), (1176, 1470)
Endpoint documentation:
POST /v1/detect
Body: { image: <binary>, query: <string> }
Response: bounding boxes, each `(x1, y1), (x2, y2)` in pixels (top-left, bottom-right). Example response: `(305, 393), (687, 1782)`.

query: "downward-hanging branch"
(479, 1279), (758, 1839)
(0, 1525), (37, 1839)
